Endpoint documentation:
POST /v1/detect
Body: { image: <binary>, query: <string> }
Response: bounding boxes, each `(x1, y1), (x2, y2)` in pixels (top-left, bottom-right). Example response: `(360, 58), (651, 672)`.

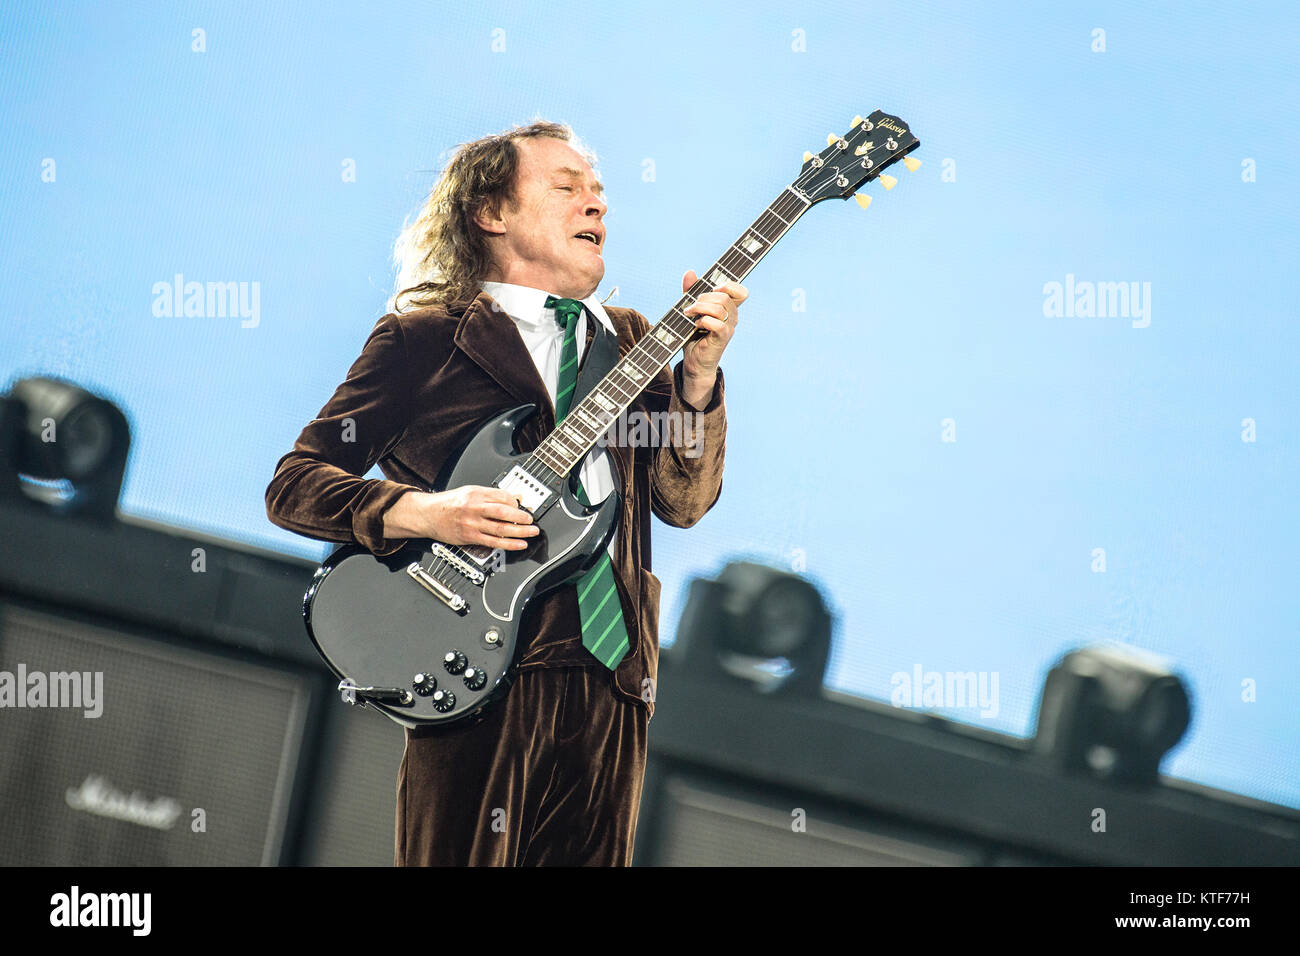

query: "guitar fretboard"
(522, 186), (813, 487)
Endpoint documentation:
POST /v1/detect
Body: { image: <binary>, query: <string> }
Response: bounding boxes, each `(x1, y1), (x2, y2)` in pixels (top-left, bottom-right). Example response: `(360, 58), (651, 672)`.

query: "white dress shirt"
(479, 281), (620, 562)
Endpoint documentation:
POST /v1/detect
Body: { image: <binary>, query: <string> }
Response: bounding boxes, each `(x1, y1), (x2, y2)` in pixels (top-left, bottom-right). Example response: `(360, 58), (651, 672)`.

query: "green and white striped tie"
(546, 295), (629, 670)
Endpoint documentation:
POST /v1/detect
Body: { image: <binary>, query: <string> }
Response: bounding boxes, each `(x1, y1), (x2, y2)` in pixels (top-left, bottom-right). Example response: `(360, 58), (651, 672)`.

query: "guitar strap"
(565, 310), (624, 490)
(571, 311), (621, 412)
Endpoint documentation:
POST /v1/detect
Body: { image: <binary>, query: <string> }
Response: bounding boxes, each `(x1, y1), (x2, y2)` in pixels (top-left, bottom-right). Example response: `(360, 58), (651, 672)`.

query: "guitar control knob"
(431, 689), (456, 713)
(412, 673), (438, 696)
(463, 666), (487, 691)
(443, 650), (468, 675)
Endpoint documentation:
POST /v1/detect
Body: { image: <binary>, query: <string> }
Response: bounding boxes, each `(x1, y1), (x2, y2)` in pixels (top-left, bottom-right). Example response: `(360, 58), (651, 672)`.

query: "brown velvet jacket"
(264, 290), (727, 718)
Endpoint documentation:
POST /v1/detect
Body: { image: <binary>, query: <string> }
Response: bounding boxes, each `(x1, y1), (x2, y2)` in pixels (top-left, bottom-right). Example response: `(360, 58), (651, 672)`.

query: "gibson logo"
(65, 774), (182, 830)
(878, 118), (907, 136)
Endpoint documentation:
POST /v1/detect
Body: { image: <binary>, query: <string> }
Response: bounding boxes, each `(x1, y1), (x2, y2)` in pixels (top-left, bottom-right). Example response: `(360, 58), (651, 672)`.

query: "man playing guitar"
(266, 120), (744, 865)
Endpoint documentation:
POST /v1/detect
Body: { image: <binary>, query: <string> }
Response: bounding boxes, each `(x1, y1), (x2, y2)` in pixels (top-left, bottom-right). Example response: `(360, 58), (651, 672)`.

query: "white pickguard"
(479, 493), (601, 622)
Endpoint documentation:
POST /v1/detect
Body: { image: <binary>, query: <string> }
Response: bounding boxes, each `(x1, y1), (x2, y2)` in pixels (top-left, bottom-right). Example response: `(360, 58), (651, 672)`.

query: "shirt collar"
(480, 281), (617, 336)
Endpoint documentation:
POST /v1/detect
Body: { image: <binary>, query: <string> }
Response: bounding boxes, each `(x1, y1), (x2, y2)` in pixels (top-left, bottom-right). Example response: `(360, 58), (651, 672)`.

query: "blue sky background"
(2, 1), (1296, 809)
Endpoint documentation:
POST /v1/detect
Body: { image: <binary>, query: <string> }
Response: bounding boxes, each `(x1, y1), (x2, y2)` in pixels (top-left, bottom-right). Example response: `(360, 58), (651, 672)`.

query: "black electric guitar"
(304, 110), (920, 728)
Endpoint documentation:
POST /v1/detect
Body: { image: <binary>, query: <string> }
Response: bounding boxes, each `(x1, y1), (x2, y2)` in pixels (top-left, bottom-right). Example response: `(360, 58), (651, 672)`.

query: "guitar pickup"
(431, 544), (487, 584)
(497, 465), (552, 514)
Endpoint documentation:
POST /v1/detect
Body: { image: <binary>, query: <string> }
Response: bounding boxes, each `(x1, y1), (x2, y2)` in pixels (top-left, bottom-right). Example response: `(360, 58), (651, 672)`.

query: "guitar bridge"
(406, 563), (468, 611)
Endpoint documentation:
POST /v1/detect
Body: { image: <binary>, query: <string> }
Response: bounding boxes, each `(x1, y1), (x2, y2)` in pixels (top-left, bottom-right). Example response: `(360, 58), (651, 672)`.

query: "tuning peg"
(854, 193), (872, 209)
(827, 133), (839, 146)
(803, 150), (813, 163)
(878, 174), (898, 190)
(902, 155), (922, 172)
(850, 114), (863, 128)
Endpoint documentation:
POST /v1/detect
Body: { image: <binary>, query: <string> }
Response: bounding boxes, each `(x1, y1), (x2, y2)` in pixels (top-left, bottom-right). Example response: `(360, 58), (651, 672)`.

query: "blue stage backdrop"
(2, 1), (1296, 809)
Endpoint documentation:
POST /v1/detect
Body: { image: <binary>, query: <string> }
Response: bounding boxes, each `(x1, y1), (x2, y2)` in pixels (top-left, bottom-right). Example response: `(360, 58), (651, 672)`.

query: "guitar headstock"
(794, 110), (920, 209)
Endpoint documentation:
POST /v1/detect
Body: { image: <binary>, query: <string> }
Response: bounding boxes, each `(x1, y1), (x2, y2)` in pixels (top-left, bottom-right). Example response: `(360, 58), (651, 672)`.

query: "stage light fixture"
(0, 376), (131, 519)
(1032, 643), (1191, 786)
(671, 561), (832, 695)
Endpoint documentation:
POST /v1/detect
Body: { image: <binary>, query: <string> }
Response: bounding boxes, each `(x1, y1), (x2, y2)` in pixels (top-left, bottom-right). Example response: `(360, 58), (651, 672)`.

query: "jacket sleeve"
(264, 313), (422, 556)
(625, 308), (727, 528)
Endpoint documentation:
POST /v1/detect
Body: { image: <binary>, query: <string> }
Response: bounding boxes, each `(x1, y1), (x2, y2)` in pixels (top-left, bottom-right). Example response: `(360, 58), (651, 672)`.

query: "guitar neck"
(526, 186), (813, 482)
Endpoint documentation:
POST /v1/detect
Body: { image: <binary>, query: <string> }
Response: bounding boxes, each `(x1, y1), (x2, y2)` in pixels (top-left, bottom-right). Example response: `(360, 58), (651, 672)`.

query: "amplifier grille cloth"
(0, 603), (311, 866)
(299, 703), (406, 867)
(655, 775), (974, 866)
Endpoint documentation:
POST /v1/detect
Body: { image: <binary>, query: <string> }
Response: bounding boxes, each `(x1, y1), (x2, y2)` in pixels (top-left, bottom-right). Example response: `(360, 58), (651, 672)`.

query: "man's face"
(479, 136), (608, 299)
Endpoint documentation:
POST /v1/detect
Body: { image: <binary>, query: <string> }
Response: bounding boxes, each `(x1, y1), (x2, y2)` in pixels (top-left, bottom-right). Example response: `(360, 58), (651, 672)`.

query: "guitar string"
(426, 136), (885, 589)
(422, 192), (809, 590)
(524, 186), (813, 482)
(429, 187), (815, 587)
(515, 120), (905, 487)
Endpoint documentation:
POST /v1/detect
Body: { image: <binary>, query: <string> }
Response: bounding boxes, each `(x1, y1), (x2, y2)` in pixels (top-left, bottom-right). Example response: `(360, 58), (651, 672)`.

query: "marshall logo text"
(65, 774), (183, 830)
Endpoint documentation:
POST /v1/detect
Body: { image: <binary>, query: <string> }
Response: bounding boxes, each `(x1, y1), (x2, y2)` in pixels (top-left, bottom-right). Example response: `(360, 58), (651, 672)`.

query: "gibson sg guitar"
(303, 109), (921, 728)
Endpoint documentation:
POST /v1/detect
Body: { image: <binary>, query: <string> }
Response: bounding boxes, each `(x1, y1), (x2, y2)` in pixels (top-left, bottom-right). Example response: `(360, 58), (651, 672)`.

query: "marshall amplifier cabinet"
(0, 501), (418, 868)
(295, 698), (406, 867)
(636, 763), (981, 866)
(0, 600), (315, 866)
(636, 648), (1300, 866)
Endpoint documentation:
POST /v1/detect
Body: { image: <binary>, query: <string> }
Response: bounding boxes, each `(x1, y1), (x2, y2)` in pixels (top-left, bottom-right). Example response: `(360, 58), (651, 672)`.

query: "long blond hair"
(389, 120), (596, 313)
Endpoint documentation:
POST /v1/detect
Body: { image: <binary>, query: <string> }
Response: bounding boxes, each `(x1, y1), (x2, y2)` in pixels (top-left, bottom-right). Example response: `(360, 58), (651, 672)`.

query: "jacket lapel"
(452, 291), (553, 412)
(451, 289), (632, 482)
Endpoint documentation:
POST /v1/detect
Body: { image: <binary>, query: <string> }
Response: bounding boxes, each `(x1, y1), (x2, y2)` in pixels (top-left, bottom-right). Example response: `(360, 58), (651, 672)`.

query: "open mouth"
(574, 231), (601, 248)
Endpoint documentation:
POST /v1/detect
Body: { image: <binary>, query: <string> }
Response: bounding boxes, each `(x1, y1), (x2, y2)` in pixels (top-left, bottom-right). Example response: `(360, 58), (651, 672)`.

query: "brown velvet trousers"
(395, 664), (649, 866)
